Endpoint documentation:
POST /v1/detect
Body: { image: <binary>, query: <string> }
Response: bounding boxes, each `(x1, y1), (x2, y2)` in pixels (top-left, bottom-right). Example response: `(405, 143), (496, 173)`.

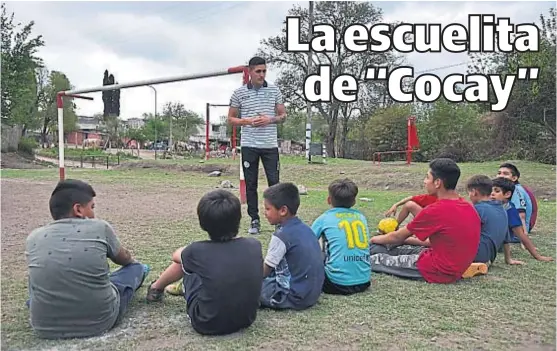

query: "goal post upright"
(55, 65), (247, 181)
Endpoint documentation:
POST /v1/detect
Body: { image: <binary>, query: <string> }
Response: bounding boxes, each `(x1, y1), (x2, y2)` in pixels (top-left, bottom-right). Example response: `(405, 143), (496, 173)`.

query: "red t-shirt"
(411, 194), (438, 208)
(407, 198), (481, 284)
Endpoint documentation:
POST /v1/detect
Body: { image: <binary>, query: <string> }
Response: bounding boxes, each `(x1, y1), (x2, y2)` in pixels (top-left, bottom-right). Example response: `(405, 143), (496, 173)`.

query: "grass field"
(1, 157), (555, 351)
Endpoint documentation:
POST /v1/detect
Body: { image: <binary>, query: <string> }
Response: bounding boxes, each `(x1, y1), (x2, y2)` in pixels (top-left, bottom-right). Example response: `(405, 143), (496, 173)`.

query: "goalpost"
(56, 65), (248, 203)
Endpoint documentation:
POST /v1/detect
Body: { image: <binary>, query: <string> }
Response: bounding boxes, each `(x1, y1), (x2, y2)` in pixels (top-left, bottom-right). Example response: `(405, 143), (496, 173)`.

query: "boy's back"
(474, 200), (509, 263)
(180, 237), (263, 335)
(312, 208), (371, 287)
(266, 217), (324, 309)
(511, 184), (532, 233)
(25, 218), (121, 339)
(407, 198), (481, 283)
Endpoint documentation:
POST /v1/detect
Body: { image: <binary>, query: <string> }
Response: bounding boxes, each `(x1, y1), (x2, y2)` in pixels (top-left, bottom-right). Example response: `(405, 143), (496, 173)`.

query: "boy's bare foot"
(462, 263), (489, 279)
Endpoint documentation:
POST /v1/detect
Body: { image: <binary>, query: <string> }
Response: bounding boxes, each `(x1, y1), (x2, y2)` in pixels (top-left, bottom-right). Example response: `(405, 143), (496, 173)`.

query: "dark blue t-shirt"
(504, 201), (524, 243)
(264, 217), (324, 309)
(474, 200), (509, 263)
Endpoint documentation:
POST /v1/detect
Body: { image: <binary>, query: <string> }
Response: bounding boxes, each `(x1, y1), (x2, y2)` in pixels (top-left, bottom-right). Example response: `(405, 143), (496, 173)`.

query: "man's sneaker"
(146, 281), (165, 302)
(248, 219), (261, 235)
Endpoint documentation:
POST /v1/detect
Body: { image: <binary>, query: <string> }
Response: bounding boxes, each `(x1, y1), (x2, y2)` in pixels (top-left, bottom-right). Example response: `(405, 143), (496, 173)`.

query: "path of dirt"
(1, 152), (53, 169)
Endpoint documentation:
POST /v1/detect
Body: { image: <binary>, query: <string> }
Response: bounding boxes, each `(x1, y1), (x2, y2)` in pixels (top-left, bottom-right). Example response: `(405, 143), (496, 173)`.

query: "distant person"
(312, 179), (371, 295)
(25, 180), (150, 339)
(228, 56), (287, 235)
(146, 190), (263, 336)
(260, 183), (324, 310)
(369, 158), (481, 284)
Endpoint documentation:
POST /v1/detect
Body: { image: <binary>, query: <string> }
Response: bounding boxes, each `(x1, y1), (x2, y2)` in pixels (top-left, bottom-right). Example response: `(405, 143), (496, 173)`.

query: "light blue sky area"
(6, 1), (554, 119)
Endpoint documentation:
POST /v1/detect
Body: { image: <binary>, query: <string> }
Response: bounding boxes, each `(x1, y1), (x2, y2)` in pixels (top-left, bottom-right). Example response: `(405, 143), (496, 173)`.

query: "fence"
(75, 154), (120, 169)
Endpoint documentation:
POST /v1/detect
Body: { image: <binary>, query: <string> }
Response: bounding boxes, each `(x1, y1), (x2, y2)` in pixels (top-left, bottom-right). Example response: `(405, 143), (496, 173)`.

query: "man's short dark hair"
(263, 182), (300, 215)
(492, 177), (515, 199)
(499, 162), (521, 180)
(49, 179), (96, 220)
(248, 56), (266, 67)
(329, 179), (358, 208)
(197, 190), (241, 242)
(429, 158), (461, 190)
(466, 175), (493, 196)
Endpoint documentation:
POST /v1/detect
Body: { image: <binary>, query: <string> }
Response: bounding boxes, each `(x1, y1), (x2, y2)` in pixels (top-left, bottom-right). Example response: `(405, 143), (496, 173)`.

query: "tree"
(162, 102), (204, 146)
(257, 1), (407, 157)
(38, 70), (78, 145)
(1, 3), (45, 133)
(102, 70), (121, 117)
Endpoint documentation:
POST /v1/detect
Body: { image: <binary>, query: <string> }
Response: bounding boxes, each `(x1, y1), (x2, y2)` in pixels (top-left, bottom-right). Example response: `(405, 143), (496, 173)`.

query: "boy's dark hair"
(466, 175), (493, 196)
(492, 177), (515, 199)
(263, 182), (300, 215)
(197, 190), (241, 242)
(329, 179), (358, 208)
(248, 56), (266, 67)
(429, 158), (460, 190)
(499, 162), (521, 180)
(49, 179), (96, 220)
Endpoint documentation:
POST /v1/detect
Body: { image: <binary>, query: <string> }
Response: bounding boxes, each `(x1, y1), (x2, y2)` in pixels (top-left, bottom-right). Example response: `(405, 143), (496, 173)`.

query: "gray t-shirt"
(25, 218), (122, 339)
(229, 81), (284, 149)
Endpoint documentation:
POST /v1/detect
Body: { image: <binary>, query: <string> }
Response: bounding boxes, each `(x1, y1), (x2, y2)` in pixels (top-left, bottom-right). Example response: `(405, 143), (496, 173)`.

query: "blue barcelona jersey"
(311, 208), (371, 286)
(510, 184), (532, 233)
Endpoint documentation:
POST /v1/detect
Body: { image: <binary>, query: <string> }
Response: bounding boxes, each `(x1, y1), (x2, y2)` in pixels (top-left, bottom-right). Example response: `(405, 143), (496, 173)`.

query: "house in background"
(66, 115), (104, 146)
(124, 117), (145, 129)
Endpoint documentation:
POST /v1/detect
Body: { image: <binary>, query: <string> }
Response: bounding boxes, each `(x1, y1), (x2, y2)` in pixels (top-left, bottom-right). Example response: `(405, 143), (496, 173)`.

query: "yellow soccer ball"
(378, 218), (399, 234)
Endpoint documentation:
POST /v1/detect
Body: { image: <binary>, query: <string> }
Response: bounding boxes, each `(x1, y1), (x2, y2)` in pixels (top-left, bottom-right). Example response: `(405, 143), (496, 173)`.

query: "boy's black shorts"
(322, 275), (370, 295)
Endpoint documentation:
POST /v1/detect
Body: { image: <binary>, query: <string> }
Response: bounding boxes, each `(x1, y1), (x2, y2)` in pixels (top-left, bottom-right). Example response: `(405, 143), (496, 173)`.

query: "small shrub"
(18, 137), (38, 155)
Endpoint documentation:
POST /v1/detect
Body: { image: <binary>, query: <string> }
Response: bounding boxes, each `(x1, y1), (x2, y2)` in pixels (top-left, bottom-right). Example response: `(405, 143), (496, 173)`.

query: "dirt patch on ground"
(0, 178), (207, 280)
(115, 160), (235, 175)
(1, 152), (54, 169)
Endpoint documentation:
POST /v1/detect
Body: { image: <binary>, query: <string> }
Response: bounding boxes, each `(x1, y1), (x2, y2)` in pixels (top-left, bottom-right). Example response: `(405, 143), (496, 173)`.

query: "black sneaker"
(248, 219), (261, 235)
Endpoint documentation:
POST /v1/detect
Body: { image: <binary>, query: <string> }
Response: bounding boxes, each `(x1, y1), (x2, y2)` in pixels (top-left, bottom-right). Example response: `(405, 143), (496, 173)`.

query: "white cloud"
(5, 1), (551, 125)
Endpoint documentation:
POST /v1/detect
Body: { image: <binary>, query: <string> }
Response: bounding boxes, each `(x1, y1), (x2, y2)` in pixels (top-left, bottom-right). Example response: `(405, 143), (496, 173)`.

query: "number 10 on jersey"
(338, 220), (369, 249)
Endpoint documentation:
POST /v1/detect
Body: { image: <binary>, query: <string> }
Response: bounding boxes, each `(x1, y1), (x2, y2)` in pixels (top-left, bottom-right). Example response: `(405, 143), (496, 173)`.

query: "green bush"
(18, 137), (38, 155)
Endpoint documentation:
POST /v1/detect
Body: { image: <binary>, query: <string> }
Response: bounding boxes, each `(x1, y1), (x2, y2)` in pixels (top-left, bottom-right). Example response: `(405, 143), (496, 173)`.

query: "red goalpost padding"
(56, 65), (248, 203)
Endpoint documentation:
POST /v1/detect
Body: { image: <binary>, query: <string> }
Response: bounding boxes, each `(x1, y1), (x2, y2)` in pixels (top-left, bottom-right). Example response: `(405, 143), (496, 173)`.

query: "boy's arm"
(512, 226), (554, 262)
(385, 196), (413, 216)
(105, 222), (135, 266)
(518, 211), (528, 234)
(371, 227), (414, 246)
(403, 236), (430, 247)
(503, 243), (524, 265)
(263, 236), (287, 278)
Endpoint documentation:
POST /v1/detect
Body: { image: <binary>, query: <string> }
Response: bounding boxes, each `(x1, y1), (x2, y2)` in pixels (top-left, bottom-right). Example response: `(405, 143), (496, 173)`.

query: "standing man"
(228, 56), (287, 235)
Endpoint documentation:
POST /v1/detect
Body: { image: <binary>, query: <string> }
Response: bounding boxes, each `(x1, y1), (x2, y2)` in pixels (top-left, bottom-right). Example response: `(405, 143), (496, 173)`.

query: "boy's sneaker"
(137, 264), (151, 291)
(146, 281), (165, 302)
(461, 263), (489, 279)
(248, 219), (260, 235)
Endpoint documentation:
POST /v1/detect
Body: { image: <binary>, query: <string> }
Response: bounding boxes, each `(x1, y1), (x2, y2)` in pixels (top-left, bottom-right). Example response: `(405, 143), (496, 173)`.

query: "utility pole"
(148, 85), (157, 160)
(306, 0), (314, 163)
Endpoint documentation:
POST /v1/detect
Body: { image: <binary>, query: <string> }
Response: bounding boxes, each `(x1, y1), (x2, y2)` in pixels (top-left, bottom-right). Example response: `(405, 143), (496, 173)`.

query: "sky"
(6, 1), (553, 124)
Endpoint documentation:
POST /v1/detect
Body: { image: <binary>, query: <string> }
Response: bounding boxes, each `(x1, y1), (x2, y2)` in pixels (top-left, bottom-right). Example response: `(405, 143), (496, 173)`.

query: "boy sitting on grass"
(384, 193), (438, 226)
(146, 190), (264, 336)
(25, 179), (149, 339)
(491, 178), (553, 265)
(369, 158), (481, 284)
(497, 163), (535, 238)
(260, 182), (325, 310)
(461, 175), (509, 278)
(311, 179), (371, 295)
